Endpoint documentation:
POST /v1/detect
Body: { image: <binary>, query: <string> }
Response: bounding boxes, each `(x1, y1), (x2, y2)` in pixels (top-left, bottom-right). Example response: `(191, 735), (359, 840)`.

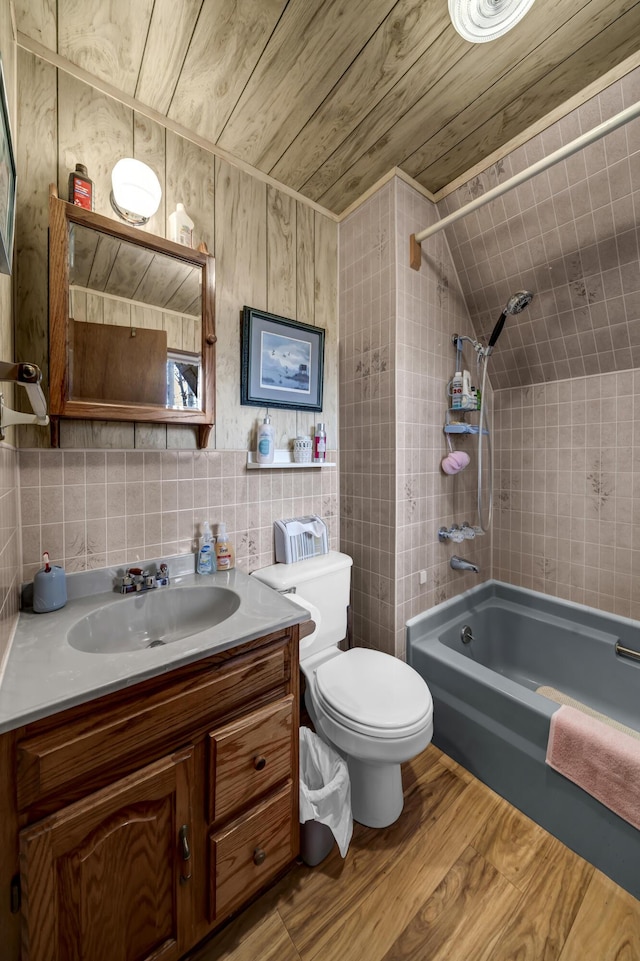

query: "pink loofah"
(441, 451), (470, 475)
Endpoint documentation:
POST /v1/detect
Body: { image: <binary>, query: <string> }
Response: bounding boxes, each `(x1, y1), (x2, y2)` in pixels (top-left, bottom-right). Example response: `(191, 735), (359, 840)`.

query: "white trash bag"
(299, 726), (353, 858)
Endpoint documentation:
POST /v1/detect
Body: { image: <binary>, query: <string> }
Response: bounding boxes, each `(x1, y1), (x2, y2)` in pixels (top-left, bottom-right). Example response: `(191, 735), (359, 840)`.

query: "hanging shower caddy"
(443, 335), (486, 437)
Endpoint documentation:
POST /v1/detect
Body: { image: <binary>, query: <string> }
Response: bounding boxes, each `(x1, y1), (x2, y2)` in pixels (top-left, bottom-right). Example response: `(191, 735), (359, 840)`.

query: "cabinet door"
(20, 748), (194, 961)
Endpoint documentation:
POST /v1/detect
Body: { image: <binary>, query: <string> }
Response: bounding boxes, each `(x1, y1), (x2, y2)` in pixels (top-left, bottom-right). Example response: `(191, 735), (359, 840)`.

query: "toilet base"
(347, 756), (404, 828)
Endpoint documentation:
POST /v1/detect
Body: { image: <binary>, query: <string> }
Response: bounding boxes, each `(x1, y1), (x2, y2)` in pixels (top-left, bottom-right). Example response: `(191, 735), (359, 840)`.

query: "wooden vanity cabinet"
(0, 627), (300, 961)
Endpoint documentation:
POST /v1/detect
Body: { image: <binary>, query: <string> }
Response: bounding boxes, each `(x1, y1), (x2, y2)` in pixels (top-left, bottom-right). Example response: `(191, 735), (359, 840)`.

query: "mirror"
(48, 185), (216, 447)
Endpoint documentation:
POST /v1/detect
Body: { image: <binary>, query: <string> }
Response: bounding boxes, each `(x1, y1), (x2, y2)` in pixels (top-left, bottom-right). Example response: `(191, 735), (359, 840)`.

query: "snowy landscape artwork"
(260, 331), (311, 394)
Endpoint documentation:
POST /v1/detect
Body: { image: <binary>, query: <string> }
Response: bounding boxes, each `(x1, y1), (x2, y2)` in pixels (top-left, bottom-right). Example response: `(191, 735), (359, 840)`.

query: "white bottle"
(451, 371), (463, 410)
(461, 369), (472, 409)
(256, 415), (275, 464)
(168, 203), (194, 247)
(197, 521), (215, 574)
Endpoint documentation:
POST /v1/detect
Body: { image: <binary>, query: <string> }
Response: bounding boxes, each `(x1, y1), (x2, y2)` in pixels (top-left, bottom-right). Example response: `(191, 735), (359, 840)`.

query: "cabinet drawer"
(208, 696), (294, 823)
(17, 642), (289, 812)
(209, 782), (294, 922)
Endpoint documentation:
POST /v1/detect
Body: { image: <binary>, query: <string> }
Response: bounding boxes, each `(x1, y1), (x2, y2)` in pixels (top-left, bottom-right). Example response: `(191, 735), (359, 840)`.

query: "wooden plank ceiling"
(22, 0), (640, 214)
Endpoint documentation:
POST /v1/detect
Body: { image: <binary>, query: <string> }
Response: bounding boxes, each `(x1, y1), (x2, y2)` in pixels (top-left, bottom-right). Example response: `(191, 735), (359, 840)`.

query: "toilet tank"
(251, 551), (352, 652)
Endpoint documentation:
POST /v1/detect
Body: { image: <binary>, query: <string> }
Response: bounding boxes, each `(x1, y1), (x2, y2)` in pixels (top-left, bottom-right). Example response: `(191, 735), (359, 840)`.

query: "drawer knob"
(253, 847), (267, 866)
(253, 755), (267, 771)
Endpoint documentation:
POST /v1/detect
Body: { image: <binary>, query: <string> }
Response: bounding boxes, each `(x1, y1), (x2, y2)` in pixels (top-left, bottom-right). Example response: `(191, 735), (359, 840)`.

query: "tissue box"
(274, 515), (328, 563)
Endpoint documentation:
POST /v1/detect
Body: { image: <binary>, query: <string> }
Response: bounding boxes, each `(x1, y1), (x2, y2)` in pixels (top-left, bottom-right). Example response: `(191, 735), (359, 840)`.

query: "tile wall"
(493, 370), (640, 619)
(0, 447), (20, 674)
(440, 66), (640, 619)
(441, 67), (640, 390)
(339, 181), (396, 654)
(340, 176), (488, 659)
(395, 180), (491, 651)
(0, 0), (19, 675)
(19, 449), (339, 582)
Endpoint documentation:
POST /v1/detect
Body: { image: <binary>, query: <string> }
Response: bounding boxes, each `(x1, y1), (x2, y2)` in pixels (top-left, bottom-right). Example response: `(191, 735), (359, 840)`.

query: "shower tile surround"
(338, 64), (640, 646)
(340, 180), (489, 658)
(493, 372), (640, 620)
(440, 66), (640, 620)
(441, 67), (640, 391)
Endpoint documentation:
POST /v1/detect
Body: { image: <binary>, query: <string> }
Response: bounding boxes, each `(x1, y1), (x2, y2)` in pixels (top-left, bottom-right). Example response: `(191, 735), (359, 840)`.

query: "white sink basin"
(67, 586), (241, 654)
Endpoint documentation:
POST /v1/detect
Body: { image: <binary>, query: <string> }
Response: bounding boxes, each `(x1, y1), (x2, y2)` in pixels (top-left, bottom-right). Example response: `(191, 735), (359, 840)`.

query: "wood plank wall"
(14, 50), (339, 452)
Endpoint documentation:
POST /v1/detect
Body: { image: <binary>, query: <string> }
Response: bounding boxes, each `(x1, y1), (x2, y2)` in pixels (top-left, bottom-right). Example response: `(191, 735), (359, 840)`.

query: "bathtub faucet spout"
(450, 555), (479, 574)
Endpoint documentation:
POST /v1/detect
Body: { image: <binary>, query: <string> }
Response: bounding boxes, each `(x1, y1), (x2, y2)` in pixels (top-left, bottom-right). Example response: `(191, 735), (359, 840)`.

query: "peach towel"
(546, 705), (640, 830)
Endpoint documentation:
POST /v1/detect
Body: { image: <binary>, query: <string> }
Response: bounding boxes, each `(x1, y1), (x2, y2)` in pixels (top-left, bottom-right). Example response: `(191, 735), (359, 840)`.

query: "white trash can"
(299, 727), (353, 866)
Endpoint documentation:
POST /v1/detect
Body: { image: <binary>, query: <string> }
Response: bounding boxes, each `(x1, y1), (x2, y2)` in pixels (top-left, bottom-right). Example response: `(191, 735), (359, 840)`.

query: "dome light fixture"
(110, 158), (162, 226)
(448, 0), (537, 43)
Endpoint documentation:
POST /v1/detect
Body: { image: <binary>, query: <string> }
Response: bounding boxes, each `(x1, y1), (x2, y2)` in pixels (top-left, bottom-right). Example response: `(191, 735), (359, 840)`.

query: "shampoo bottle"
(461, 369), (472, 409)
(256, 415), (275, 464)
(197, 521), (215, 574)
(168, 203), (194, 247)
(215, 523), (235, 571)
(451, 371), (463, 410)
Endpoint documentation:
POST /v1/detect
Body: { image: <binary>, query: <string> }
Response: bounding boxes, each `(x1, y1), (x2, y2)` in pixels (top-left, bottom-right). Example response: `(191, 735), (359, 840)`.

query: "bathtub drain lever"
(461, 625), (473, 644)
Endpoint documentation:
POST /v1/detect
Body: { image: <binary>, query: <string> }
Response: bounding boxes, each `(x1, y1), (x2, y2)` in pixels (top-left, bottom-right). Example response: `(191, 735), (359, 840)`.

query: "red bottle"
(68, 163), (94, 210)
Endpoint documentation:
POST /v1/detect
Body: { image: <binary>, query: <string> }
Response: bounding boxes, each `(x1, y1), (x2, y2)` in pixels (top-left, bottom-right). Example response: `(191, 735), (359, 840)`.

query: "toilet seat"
(313, 648), (433, 740)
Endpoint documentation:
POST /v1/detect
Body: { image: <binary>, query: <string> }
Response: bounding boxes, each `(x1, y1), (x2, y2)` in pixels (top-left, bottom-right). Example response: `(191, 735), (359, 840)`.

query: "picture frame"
(241, 306), (325, 411)
(0, 55), (16, 276)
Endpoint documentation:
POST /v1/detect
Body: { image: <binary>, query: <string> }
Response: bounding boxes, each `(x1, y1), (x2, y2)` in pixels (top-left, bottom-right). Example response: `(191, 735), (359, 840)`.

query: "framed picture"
(241, 306), (325, 411)
(0, 55), (16, 276)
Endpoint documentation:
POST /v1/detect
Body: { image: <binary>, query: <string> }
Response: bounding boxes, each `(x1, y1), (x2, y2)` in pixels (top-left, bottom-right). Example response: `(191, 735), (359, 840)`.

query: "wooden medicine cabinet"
(48, 185), (216, 447)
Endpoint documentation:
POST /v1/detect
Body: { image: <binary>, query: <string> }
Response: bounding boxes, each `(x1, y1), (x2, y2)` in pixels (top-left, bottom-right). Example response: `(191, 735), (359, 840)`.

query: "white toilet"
(252, 551), (433, 828)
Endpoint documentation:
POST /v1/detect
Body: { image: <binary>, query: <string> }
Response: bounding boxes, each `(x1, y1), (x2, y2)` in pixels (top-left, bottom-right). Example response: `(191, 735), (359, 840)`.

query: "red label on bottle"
(313, 436), (326, 461)
(72, 179), (93, 210)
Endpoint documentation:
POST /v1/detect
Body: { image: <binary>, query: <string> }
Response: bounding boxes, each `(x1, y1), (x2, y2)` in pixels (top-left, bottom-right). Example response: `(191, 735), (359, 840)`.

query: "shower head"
(504, 290), (534, 315)
(487, 289), (534, 351)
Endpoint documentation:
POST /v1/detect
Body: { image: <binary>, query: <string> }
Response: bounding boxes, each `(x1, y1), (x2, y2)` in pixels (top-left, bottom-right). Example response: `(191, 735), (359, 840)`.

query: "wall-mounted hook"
(0, 362), (49, 439)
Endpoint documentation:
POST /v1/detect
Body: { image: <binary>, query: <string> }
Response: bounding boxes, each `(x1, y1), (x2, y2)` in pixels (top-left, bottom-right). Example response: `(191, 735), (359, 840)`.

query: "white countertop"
(0, 559), (307, 734)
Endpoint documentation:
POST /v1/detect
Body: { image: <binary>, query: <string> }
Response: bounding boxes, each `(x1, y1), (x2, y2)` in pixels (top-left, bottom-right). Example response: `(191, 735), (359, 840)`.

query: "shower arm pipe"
(409, 98), (640, 270)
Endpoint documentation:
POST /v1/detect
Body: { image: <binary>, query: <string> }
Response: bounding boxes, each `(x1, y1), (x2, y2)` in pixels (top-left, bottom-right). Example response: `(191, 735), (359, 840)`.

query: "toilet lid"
(314, 648), (432, 737)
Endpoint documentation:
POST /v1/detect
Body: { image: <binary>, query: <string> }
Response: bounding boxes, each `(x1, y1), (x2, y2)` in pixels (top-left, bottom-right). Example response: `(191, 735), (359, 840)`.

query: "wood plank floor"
(186, 745), (640, 961)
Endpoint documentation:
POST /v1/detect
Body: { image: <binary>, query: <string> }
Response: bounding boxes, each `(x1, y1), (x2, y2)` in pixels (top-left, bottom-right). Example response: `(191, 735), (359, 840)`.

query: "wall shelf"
(246, 450), (335, 469)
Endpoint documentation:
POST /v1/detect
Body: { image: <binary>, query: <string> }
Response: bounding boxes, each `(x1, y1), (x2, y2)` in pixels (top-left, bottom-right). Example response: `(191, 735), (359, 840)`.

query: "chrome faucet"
(450, 555), (479, 574)
(119, 562), (170, 594)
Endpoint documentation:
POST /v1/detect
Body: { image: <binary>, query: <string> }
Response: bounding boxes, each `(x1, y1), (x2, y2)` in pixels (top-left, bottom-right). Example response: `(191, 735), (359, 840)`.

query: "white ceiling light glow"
(110, 158), (162, 226)
(448, 0), (537, 43)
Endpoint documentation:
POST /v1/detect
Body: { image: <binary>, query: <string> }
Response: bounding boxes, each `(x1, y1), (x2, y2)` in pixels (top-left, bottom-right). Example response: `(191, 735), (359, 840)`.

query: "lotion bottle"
(168, 203), (194, 247)
(256, 415), (275, 464)
(215, 523), (235, 570)
(197, 521), (215, 574)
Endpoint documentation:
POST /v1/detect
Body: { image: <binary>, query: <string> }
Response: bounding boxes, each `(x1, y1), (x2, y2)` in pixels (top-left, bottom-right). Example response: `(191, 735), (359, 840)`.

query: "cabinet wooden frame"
(0, 627), (301, 961)
(48, 185), (216, 448)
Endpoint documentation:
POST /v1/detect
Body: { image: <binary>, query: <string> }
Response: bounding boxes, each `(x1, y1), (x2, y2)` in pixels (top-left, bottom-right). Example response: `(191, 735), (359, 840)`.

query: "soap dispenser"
(256, 415), (275, 464)
(33, 552), (67, 613)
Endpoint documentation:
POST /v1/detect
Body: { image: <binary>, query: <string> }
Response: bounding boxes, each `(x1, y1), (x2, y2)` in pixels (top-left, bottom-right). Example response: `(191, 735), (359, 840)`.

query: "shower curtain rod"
(409, 98), (640, 270)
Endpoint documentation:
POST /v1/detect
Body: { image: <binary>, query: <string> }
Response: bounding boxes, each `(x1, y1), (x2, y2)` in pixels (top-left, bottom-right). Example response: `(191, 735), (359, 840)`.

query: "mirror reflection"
(67, 222), (203, 409)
